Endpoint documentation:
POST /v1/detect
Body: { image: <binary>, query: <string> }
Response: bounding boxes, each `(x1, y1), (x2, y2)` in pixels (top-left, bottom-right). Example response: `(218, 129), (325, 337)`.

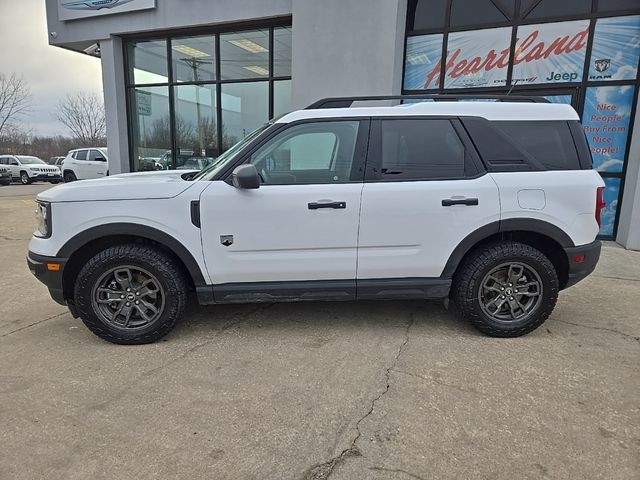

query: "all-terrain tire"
(74, 244), (188, 345)
(452, 241), (558, 337)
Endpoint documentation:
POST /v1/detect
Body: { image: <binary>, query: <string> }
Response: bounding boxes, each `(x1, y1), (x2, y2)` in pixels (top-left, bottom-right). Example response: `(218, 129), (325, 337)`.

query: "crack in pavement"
(0, 234), (25, 242)
(0, 312), (68, 338)
(369, 466), (427, 480)
(553, 319), (639, 343)
(302, 311), (417, 480)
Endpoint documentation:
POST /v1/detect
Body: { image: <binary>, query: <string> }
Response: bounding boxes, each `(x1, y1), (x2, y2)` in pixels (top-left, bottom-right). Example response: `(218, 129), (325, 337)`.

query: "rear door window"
(492, 121), (580, 170)
(376, 119), (467, 181)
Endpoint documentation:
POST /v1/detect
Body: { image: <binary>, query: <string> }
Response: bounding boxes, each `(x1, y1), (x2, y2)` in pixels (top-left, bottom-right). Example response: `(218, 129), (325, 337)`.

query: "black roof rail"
(306, 94), (551, 109)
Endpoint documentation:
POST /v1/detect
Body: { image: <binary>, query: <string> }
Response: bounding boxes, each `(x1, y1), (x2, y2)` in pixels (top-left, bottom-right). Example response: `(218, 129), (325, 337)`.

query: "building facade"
(45, 0), (640, 247)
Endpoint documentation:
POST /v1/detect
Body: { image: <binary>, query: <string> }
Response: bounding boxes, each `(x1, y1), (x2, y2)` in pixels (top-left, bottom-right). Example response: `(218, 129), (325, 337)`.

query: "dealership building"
(45, 0), (640, 247)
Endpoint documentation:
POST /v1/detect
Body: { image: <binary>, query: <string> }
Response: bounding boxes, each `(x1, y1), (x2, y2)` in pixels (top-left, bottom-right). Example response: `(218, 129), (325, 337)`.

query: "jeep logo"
(545, 71), (579, 82)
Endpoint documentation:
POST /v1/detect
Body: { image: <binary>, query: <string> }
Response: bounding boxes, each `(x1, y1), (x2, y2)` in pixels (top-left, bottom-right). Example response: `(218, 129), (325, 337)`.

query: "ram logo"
(62, 0), (135, 10)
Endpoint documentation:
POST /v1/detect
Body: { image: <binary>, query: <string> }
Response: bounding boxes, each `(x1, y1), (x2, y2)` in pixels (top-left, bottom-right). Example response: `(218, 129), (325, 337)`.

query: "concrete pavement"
(0, 183), (638, 480)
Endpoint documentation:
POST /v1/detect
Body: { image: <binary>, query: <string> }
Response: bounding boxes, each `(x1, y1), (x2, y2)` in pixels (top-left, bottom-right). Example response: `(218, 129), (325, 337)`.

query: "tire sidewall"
(20, 172), (30, 185)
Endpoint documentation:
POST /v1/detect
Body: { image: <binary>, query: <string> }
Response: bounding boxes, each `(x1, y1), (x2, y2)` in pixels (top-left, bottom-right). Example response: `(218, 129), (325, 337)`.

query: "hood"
(38, 170), (200, 203)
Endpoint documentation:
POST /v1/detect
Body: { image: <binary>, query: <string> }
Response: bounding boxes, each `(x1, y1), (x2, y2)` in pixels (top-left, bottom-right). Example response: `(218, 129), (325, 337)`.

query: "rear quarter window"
(492, 121), (581, 170)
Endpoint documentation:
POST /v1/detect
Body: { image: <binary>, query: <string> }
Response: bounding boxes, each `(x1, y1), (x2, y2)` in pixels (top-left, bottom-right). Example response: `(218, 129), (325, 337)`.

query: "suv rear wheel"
(74, 245), (187, 344)
(453, 241), (558, 337)
(63, 171), (76, 183)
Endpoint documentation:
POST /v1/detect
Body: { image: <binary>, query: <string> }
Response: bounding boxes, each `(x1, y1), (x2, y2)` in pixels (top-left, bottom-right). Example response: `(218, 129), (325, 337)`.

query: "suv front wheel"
(453, 241), (559, 337)
(74, 245), (187, 344)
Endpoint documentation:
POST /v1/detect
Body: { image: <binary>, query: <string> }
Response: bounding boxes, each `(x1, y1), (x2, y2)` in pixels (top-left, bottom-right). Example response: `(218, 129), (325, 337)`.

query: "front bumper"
(30, 173), (61, 181)
(563, 240), (601, 289)
(27, 252), (68, 305)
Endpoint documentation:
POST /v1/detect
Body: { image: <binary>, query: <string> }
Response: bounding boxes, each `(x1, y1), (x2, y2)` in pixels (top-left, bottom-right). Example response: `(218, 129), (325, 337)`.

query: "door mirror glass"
(231, 164), (260, 189)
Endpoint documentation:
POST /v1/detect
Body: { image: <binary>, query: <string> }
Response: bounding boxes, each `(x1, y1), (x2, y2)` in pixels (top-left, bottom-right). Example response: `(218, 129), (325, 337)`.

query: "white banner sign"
(58, 0), (156, 21)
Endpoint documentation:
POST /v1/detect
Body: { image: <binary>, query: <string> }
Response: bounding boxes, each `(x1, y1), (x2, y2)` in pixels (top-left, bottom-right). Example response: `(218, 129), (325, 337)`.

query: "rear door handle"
(442, 198), (479, 207)
(308, 201), (347, 210)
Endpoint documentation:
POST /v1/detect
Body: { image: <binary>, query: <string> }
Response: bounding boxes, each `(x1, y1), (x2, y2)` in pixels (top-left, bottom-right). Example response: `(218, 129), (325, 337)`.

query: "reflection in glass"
(273, 27), (292, 77)
(403, 34), (444, 90)
(129, 86), (171, 171)
(172, 36), (216, 83)
(128, 40), (168, 85)
(273, 80), (292, 118)
(220, 30), (269, 80)
(222, 82), (269, 150)
(174, 85), (219, 168)
(600, 177), (621, 238)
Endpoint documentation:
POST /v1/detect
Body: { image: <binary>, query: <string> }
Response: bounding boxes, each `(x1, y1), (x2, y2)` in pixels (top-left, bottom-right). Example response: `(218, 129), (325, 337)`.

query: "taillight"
(595, 186), (606, 226)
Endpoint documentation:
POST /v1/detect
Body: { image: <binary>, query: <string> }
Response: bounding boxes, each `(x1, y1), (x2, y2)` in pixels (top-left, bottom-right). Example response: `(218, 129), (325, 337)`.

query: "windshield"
(17, 156), (46, 165)
(191, 123), (272, 181)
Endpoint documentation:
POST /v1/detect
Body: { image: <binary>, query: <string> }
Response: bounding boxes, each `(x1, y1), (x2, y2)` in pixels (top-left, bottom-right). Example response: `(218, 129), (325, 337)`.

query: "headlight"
(34, 201), (51, 238)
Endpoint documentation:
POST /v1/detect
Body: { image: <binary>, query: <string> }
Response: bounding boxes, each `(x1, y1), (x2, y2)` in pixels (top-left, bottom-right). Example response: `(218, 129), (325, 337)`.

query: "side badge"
(220, 235), (234, 247)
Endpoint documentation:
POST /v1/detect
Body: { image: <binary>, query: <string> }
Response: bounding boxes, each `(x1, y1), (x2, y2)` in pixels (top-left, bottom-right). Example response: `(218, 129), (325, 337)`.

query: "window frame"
(123, 19), (292, 173)
(365, 116), (485, 183)
(219, 118), (372, 185)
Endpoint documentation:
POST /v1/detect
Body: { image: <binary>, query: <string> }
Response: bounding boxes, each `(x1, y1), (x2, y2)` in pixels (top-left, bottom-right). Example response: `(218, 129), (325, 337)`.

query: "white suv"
(61, 148), (108, 182)
(27, 95), (605, 344)
(0, 155), (62, 184)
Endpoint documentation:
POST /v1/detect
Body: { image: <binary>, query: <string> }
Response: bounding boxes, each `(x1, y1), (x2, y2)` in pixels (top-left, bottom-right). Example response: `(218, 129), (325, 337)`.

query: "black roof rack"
(306, 94), (551, 109)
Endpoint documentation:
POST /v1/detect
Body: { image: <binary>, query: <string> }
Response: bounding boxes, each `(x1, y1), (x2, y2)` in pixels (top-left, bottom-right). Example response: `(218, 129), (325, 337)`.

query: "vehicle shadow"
(169, 297), (477, 341)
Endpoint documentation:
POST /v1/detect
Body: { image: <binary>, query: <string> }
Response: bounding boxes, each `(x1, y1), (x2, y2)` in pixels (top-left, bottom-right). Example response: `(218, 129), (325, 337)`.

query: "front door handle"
(442, 198), (479, 207)
(308, 201), (347, 210)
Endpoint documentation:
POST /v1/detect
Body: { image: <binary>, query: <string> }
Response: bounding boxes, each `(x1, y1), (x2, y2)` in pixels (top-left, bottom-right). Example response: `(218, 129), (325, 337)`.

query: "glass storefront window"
(220, 30), (269, 80)
(598, 0), (640, 12)
(126, 25), (292, 171)
(582, 85), (635, 173)
(600, 177), (621, 237)
(129, 86), (171, 172)
(589, 15), (640, 82)
(524, 0), (592, 20)
(450, 0), (509, 27)
(444, 27), (512, 89)
(221, 82), (269, 150)
(407, 0), (448, 31)
(403, 34), (444, 90)
(127, 40), (169, 85)
(173, 84), (218, 167)
(171, 36), (216, 83)
(273, 80), (292, 118)
(512, 20), (589, 85)
(273, 27), (292, 77)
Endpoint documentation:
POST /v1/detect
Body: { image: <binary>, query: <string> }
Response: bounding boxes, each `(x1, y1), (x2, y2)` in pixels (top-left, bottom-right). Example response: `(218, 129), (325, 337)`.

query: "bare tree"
(0, 73), (32, 137)
(56, 92), (106, 145)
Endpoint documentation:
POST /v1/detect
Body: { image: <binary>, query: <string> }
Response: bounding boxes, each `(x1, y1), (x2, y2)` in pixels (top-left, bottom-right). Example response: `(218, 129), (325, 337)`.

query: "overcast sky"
(0, 0), (103, 136)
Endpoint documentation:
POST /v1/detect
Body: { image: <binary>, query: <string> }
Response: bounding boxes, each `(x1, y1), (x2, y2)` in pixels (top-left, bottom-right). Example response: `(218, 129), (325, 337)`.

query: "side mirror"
(231, 164), (260, 189)
(95, 157), (106, 162)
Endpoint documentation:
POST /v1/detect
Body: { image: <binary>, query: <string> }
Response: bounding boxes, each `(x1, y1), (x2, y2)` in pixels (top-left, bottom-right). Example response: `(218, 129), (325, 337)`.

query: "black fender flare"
(441, 219), (574, 279)
(57, 223), (207, 286)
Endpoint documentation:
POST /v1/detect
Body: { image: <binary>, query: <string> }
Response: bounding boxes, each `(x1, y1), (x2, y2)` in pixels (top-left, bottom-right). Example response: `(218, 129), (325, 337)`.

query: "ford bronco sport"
(28, 95), (604, 344)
